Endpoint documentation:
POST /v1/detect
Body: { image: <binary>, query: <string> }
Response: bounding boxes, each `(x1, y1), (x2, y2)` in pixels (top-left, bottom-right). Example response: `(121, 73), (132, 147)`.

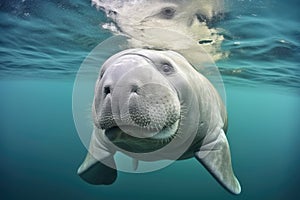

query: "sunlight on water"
(0, 0), (299, 90)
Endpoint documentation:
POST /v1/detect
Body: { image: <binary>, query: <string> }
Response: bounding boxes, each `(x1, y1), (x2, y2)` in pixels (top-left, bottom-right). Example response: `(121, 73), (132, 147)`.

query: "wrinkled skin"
(78, 49), (241, 194)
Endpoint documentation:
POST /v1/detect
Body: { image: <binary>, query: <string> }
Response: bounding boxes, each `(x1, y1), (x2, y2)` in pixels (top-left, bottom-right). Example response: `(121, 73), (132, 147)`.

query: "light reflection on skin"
(92, 0), (227, 61)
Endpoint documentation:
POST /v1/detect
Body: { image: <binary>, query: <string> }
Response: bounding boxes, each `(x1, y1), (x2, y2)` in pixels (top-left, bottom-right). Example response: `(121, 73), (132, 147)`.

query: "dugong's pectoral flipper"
(194, 129), (241, 194)
(77, 129), (117, 185)
(77, 152), (117, 185)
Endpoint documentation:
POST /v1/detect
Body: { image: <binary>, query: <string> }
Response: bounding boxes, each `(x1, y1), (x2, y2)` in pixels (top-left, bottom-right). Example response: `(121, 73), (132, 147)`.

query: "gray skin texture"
(78, 49), (241, 194)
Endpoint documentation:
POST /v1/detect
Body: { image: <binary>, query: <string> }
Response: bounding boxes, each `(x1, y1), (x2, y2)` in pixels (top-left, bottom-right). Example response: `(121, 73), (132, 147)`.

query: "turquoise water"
(0, 0), (299, 199)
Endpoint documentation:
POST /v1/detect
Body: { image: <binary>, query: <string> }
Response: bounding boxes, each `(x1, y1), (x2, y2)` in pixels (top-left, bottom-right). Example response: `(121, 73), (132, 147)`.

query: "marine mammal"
(78, 49), (241, 194)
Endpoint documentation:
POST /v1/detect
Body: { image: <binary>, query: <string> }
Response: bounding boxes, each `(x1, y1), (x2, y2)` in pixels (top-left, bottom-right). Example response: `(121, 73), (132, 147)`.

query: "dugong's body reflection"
(92, 0), (226, 60)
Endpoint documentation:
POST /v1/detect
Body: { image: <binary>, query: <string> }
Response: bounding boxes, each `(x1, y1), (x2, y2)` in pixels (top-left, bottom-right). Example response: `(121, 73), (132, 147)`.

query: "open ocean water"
(0, 0), (299, 199)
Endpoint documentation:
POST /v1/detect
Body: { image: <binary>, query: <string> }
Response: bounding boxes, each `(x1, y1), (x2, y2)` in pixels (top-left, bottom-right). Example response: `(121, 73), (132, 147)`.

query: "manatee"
(77, 49), (241, 194)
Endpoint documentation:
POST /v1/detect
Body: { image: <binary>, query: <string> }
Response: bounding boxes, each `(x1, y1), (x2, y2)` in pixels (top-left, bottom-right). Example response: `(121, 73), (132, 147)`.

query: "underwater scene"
(0, 0), (299, 199)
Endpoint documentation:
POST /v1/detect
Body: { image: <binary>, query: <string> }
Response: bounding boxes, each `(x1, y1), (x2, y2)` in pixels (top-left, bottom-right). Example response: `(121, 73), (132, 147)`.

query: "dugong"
(78, 49), (241, 194)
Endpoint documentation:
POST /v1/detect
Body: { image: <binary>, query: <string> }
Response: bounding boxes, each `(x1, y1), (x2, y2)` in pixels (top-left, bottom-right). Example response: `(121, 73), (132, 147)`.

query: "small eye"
(161, 63), (173, 74)
(196, 14), (208, 23)
(160, 7), (176, 19)
(99, 70), (105, 79)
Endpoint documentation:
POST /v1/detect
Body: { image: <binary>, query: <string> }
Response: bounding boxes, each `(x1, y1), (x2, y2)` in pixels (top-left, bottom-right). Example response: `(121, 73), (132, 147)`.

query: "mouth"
(151, 119), (179, 139)
(104, 119), (180, 142)
(103, 119), (180, 153)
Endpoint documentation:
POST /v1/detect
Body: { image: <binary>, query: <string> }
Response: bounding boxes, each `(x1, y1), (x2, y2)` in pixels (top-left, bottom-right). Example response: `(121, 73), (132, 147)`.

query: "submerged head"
(92, 49), (198, 152)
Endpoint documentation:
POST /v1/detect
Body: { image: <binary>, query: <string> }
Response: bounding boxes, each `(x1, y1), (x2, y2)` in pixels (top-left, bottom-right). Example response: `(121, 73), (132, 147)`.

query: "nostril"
(104, 86), (111, 95)
(131, 85), (139, 94)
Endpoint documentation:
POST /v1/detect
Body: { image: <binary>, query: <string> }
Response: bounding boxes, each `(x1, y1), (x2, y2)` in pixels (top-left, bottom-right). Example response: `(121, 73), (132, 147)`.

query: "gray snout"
(93, 56), (180, 139)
